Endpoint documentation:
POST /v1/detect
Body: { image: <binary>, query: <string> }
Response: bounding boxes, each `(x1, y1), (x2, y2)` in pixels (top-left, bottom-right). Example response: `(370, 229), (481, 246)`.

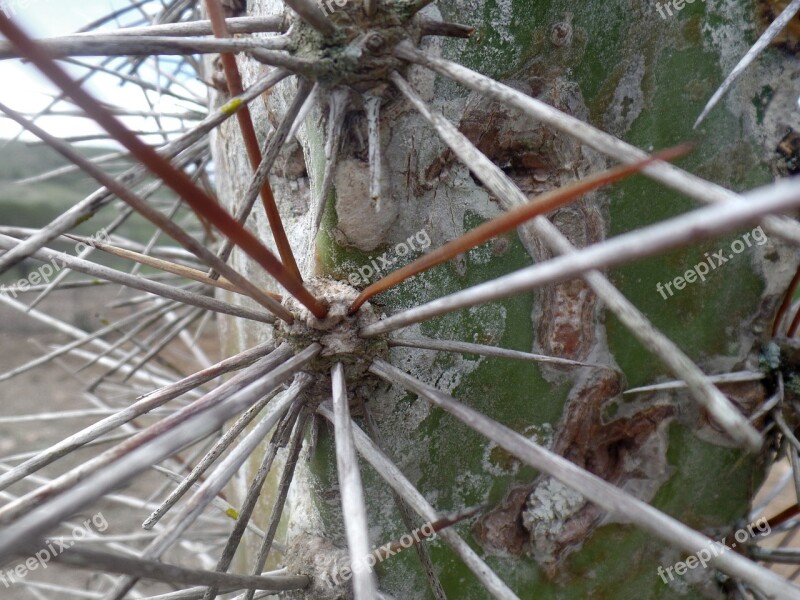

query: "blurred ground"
(0, 286), (223, 598)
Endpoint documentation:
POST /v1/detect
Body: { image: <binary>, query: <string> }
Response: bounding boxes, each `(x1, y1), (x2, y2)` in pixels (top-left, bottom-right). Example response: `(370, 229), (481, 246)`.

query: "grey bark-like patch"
(334, 158), (398, 251)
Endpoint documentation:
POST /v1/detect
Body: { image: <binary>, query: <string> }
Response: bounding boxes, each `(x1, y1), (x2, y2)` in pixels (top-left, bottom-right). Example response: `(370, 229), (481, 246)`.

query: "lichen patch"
(522, 478), (587, 565)
(281, 534), (353, 600)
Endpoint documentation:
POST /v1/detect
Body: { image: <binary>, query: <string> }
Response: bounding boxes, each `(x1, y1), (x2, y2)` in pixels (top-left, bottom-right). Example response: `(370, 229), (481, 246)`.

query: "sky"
(0, 1), (206, 143)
